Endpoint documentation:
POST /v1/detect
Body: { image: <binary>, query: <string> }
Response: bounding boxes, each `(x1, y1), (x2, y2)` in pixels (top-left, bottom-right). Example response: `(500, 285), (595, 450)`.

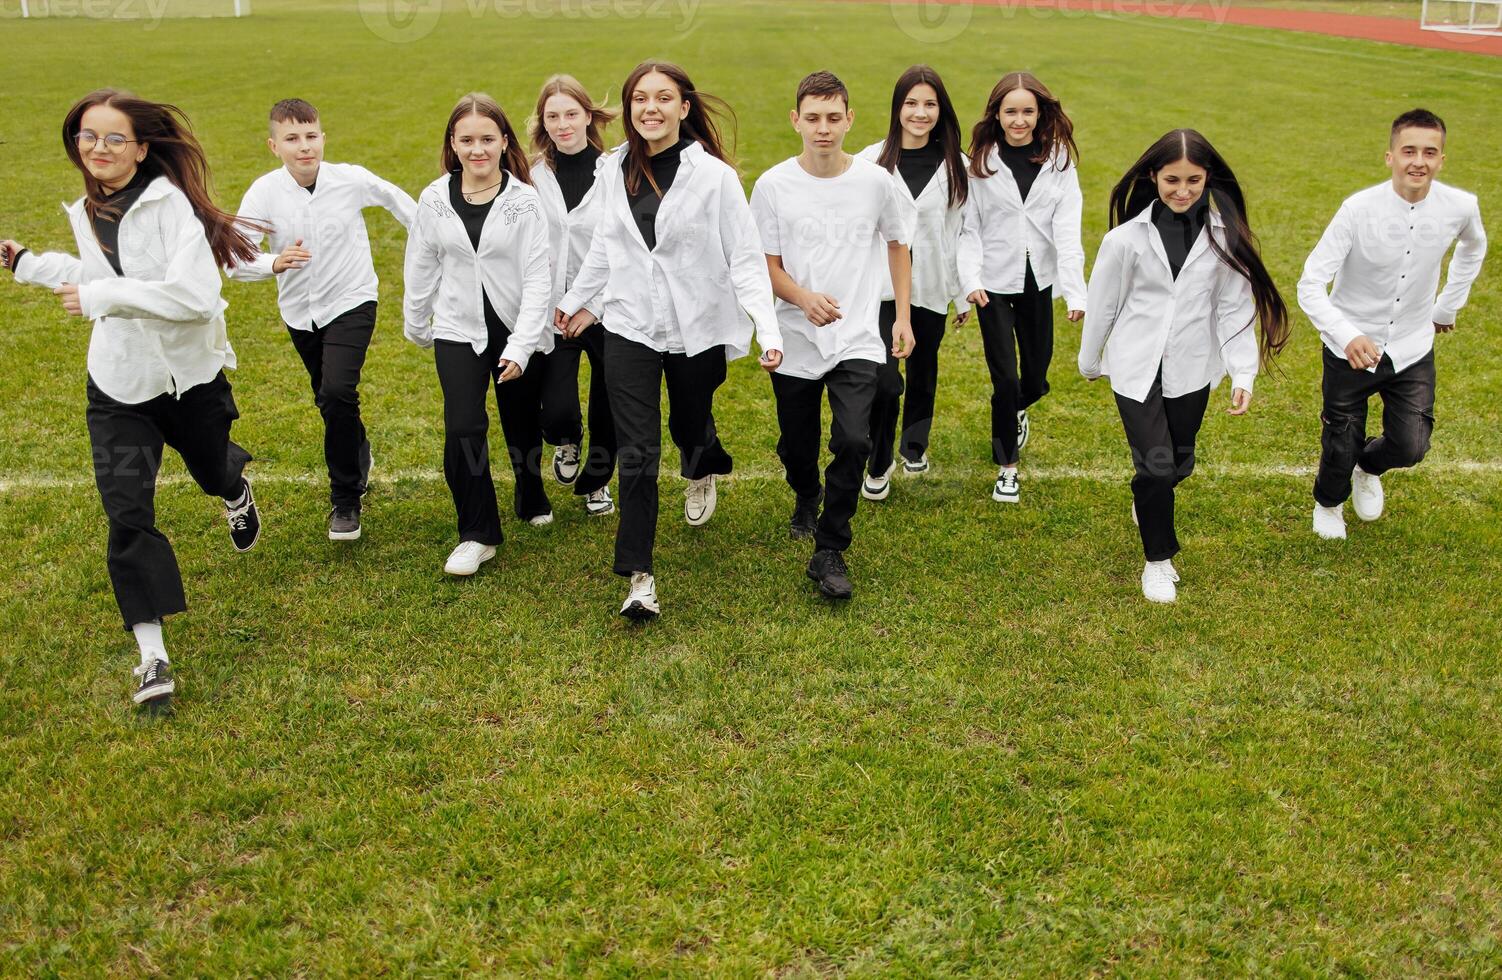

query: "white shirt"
(958, 146), (1087, 310)
(531, 150), (611, 325)
(558, 141), (781, 361)
(402, 172), (554, 373)
(857, 140), (968, 315)
(1079, 206), (1258, 403)
(228, 162), (416, 329)
(750, 156), (913, 380)
(1298, 179), (1487, 373)
(15, 177), (234, 404)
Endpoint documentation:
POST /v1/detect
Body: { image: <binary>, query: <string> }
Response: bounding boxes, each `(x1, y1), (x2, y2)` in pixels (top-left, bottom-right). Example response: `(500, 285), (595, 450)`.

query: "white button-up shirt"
(857, 140), (968, 316)
(228, 162), (416, 329)
(1298, 179), (1487, 373)
(532, 151), (610, 324)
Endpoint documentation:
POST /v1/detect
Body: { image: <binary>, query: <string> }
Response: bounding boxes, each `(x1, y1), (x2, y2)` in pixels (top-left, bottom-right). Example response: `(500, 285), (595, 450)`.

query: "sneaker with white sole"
(684, 474), (717, 526)
(861, 461), (895, 501)
(991, 468), (1020, 504)
(132, 655), (175, 706)
(225, 479), (261, 552)
(444, 540), (496, 576)
(527, 512), (554, 527)
(584, 486), (615, 516)
(1141, 559), (1179, 604)
(553, 444), (581, 486)
(620, 571), (659, 620)
(328, 506), (362, 541)
(1351, 465), (1384, 522)
(1312, 503), (1347, 540)
(900, 453), (930, 476)
(1017, 410), (1030, 451)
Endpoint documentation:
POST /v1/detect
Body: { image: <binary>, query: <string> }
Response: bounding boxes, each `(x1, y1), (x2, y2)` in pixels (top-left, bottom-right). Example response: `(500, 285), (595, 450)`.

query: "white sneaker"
(527, 512), (554, 527)
(991, 467), (1020, 504)
(900, 453), (930, 476)
(1312, 503), (1347, 540)
(1141, 559), (1179, 604)
(1351, 465), (1384, 522)
(620, 571), (659, 620)
(584, 486), (615, 516)
(861, 461), (896, 501)
(443, 540), (496, 576)
(553, 444), (581, 486)
(1017, 410), (1030, 451)
(684, 474), (717, 526)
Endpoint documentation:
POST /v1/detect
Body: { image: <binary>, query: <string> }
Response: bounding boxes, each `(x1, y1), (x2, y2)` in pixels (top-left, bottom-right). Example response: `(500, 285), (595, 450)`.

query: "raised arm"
(357, 165), (418, 230)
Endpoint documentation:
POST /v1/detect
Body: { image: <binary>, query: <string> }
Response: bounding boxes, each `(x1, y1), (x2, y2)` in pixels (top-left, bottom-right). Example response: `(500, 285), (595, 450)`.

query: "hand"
(271, 238), (311, 274)
(967, 289), (989, 309)
(798, 289), (842, 327)
(496, 359), (522, 383)
(1227, 387), (1252, 416)
(891, 318), (915, 360)
(563, 309), (597, 339)
(954, 309), (970, 326)
(1434, 320), (1455, 334)
(54, 283), (83, 316)
(553, 307), (569, 330)
(760, 349), (782, 373)
(1066, 309), (1084, 323)
(1344, 335), (1381, 370)
(0, 239), (23, 273)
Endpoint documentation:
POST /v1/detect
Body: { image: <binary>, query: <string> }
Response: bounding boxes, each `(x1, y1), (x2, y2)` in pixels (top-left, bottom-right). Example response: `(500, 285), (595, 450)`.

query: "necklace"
(462, 178), (503, 202)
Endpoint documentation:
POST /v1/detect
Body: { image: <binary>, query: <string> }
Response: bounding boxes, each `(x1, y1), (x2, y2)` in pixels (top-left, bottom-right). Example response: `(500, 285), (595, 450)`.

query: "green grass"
(3, 0), (1501, 973)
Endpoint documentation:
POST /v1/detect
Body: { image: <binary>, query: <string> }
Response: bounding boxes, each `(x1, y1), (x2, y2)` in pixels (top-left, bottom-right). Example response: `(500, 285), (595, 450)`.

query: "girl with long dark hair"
(403, 93), (555, 577)
(1078, 128), (1289, 603)
(958, 71), (1086, 505)
(1, 89), (266, 708)
(553, 61), (780, 620)
(856, 64), (968, 501)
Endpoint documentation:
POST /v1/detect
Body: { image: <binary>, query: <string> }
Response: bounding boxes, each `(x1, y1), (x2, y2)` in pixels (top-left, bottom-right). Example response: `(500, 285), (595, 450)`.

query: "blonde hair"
(528, 75), (619, 169)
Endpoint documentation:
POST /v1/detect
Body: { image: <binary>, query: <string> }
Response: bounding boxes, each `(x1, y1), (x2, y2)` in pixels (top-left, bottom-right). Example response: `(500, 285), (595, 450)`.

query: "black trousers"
(539, 322), (617, 496)
(1314, 348), (1436, 507)
(85, 372), (252, 630)
(604, 331), (732, 576)
(772, 360), (880, 554)
(868, 301), (948, 476)
(1114, 375), (1211, 562)
(433, 315), (550, 546)
(286, 300), (375, 509)
(976, 263), (1054, 466)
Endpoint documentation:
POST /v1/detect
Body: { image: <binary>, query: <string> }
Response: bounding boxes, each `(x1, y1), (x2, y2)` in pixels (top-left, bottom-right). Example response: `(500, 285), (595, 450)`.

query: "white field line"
(3, 460), (1500, 495)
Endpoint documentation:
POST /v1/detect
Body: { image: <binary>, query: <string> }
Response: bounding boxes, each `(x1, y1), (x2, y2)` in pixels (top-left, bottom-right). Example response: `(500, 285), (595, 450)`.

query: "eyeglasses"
(74, 130), (139, 151)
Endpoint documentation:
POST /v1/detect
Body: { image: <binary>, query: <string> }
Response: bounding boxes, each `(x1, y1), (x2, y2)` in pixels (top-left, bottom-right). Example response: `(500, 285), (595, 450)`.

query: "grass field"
(2, 0), (1501, 973)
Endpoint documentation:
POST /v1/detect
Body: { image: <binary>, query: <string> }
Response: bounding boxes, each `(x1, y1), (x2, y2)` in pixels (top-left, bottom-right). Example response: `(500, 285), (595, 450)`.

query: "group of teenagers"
(0, 62), (1487, 709)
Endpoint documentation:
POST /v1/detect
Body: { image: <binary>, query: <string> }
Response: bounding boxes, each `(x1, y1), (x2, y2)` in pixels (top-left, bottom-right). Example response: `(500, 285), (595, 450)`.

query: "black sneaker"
(225, 478), (261, 552)
(132, 656), (175, 706)
(329, 506), (361, 541)
(805, 548), (853, 600)
(789, 490), (821, 540)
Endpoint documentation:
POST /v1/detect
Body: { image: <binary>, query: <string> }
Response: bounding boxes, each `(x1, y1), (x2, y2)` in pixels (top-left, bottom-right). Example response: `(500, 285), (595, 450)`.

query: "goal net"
(1420, 0), (1502, 33)
(15, 0), (250, 16)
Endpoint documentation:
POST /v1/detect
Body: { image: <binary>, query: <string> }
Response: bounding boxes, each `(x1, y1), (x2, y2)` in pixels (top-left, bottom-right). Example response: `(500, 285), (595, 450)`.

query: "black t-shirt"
(999, 139), (1044, 202)
(92, 168), (152, 277)
(626, 137), (691, 251)
(897, 142), (943, 200)
(449, 172), (509, 328)
(1151, 197), (1209, 280)
(554, 145), (601, 213)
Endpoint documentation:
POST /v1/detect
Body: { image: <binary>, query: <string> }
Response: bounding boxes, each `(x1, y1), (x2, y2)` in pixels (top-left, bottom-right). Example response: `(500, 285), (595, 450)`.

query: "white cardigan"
(857, 140), (967, 315)
(531, 150), (611, 327)
(1078, 206), (1258, 403)
(958, 145), (1086, 311)
(15, 176), (233, 405)
(402, 172), (554, 372)
(558, 141), (780, 360)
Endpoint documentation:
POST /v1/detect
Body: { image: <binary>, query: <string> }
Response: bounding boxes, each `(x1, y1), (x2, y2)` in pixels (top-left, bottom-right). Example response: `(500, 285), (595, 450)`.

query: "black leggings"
(975, 263), (1054, 466)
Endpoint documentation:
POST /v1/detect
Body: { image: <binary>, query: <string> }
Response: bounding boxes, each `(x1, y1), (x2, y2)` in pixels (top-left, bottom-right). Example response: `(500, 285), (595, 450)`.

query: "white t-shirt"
(750, 155), (912, 380)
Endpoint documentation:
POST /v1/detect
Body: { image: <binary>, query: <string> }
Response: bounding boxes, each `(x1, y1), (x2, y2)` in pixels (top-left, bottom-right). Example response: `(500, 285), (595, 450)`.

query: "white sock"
(132, 621), (168, 664)
(223, 479), (248, 509)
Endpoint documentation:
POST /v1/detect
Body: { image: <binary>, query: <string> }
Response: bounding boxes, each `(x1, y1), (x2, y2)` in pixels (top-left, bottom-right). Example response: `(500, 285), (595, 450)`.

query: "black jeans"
(1114, 375), (1211, 562)
(604, 331), (732, 576)
(772, 360), (880, 554)
(433, 315), (550, 546)
(539, 322), (617, 496)
(85, 372), (252, 630)
(1314, 348), (1436, 507)
(976, 263), (1054, 466)
(286, 300), (376, 509)
(868, 301), (948, 476)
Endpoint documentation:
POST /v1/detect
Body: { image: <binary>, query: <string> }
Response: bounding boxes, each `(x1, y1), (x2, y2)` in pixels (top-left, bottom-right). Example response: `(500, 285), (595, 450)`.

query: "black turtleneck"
(897, 141), (942, 199)
(999, 139), (1043, 202)
(554, 145), (601, 213)
(449, 170), (508, 251)
(1151, 197), (1209, 279)
(93, 168), (152, 276)
(626, 137), (691, 250)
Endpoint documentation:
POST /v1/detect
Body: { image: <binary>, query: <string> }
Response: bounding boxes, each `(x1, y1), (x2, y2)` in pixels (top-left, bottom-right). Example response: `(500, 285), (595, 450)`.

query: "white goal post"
(18, 0), (250, 16)
(1420, 0), (1502, 34)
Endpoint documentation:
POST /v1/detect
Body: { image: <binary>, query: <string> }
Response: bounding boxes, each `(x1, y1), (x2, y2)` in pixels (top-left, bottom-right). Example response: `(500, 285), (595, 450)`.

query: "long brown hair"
(969, 72), (1079, 179)
(619, 61), (736, 196)
(63, 89), (263, 268)
(528, 75), (618, 170)
(875, 65), (968, 209)
(1107, 129), (1290, 369)
(441, 92), (533, 185)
